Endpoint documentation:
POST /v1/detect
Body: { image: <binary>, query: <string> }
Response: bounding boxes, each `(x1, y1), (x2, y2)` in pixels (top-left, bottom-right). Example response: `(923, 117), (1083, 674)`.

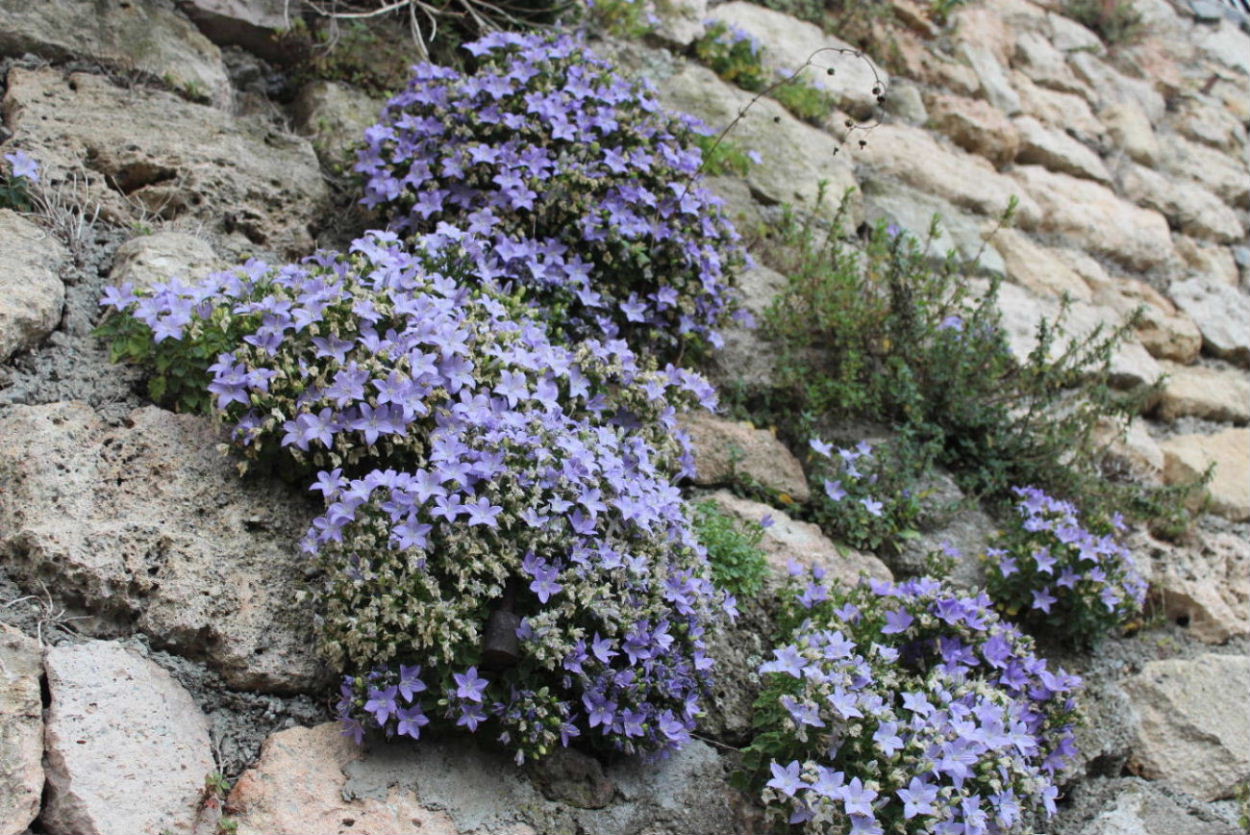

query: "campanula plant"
(746, 568), (1081, 835)
(101, 229), (731, 763)
(805, 436), (924, 553)
(985, 486), (1147, 647)
(356, 31), (749, 358)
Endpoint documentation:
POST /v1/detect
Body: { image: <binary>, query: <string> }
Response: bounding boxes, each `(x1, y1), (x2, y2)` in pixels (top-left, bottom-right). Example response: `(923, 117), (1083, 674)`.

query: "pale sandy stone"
(926, 92), (1020, 166)
(680, 413), (811, 502)
(0, 626), (42, 835)
(1013, 115), (1111, 184)
(1160, 429), (1250, 521)
(0, 209), (67, 363)
(1156, 362), (1250, 423)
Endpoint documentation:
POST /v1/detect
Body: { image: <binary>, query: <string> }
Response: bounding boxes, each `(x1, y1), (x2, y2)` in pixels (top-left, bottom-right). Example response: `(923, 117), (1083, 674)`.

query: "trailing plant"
(744, 569), (1082, 835)
(100, 230), (730, 764)
(693, 499), (769, 598)
(356, 31), (748, 359)
(985, 486), (1147, 647)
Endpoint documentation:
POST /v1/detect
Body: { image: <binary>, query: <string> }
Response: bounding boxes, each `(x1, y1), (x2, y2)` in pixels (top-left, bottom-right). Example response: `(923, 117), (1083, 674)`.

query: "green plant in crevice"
(1064, 0), (1144, 45)
(759, 188), (1192, 532)
(1, 150), (38, 212)
(693, 499), (769, 598)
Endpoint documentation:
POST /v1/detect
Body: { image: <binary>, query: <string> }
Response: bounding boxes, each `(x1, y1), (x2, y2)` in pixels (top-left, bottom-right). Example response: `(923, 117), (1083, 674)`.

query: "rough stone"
(0, 0), (231, 106)
(4, 68), (329, 257)
(1118, 162), (1244, 244)
(1047, 11), (1103, 53)
(1145, 529), (1250, 643)
(861, 180), (1005, 275)
(1100, 99), (1160, 165)
(993, 280), (1162, 388)
(110, 230), (224, 292)
(703, 264), (785, 394)
(1198, 18), (1250, 75)
(861, 123), (1040, 225)
(291, 80), (383, 171)
(229, 723), (743, 835)
(926, 92), (1020, 166)
(1168, 278), (1250, 366)
(1013, 115), (1111, 184)
(1013, 30), (1089, 95)
(1012, 164), (1175, 271)
(706, 490), (892, 585)
(1092, 417), (1164, 485)
(1156, 361), (1250, 423)
(707, 1), (888, 120)
(0, 626), (42, 835)
(1011, 70), (1107, 142)
(651, 0), (706, 47)
(1174, 237), (1241, 288)
(0, 403), (323, 692)
(1069, 778), (1242, 835)
(1159, 428), (1250, 521)
(680, 413), (810, 502)
(1158, 133), (1250, 210)
(1069, 51), (1166, 122)
(0, 209), (67, 364)
(1124, 653), (1250, 801)
(657, 63), (859, 217)
(176, 0), (307, 63)
(1174, 96), (1247, 154)
(882, 79), (927, 125)
(41, 640), (215, 835)
(1080, 269), (1202, 364)
(957, 42), (1021, 115)
(995, 228), (1093, 300)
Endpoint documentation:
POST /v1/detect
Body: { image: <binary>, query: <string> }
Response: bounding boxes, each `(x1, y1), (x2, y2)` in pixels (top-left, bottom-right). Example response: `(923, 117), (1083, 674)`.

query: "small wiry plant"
(693, 500), (769, 598)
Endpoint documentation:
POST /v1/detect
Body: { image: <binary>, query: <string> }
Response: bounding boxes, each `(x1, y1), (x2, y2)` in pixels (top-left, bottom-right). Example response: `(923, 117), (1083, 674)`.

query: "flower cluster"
(985, 486), (1147, 646)
(356, 31), (748, 357)
(806, 437), (923, 552)
(100, 230), (729, 762)
(749, 570), (1081, 835)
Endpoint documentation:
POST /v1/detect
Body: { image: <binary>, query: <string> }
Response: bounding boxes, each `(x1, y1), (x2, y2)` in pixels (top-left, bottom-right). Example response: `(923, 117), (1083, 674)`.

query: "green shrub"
(759, 190), (1185, 530)
(693, 500), (769, 597)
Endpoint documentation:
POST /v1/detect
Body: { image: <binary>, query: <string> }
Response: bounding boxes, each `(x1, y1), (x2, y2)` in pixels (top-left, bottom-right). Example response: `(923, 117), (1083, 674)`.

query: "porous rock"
(0, 626), (42, 835)
(1144, 529), (1250, 643)
(1159, 428), (1250, 521)
(703, 264), (786, 394)
(0, 0), (231, 106)
(1013, 115), (1111, 184)
(1118, 162), (1244, 245)
(706, 489), (892, 585)
(1100, 99), (1160, 165)
(41, 640), (215, 835)
(3, 68), (328, 257)
(0, 402), (323, 692)
(1123, 653), (1250, 802)
(1167, 278), (1250, 366)
(110, 230), (224, 292)
(680, 413), (811, 502)
(1158, 133), (1250, 210)
(1066, 777), (1242, 835)
(0, 209), (67, 363)
(176, 0), (307, 63)
(925, 92), (1020, 167)
(229, 723), (743, 835)
(291, 80), (384, 171)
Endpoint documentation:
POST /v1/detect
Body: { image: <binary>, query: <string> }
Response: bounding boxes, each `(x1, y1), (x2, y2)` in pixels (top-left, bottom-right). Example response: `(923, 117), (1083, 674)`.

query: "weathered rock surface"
(1080, 270), (1202, 365)
(4, 68), (328, 257)
(1158, 133), (1250, 210)
(1124, 653), (1250, 802)
(229, 723), (743, 835)
(1069, 778), (1242, 835)
(995, 228), (1092, 301)
(41, 640), (215, 835)
(1013, 116), (1111, 184)
(861, 124), (1040, 225)
(1145, 529), (1250, 643)
(926, 92), (1020, 167)
(292, 80), (383, 171)
(1012, 165), (1175, 271)
(176, 0), (306, 63)
(862, 181), (1005, 275)
(657, 63), (859, 216)
(1119, 162), (1244, 244)
(0, 0), (231, 106)
(706, 490), (891, 584)
(703, 264), (785, 393)
(110, 230), (224, 292)
(0, 209), (67, 363)
(1159, 428), (1250, 521)
(681, 413), (810, 502)
(1092, 417), (1164, 485)
(0, 626), (42, 835)
(0, 403), (323, 692)
(1167, 279), (1250, 366)
(1156, 362), (1250, 423)
(1100, 99), (1159, 165)
(707, 1), (888, 119)
(650, 0), (706, 47)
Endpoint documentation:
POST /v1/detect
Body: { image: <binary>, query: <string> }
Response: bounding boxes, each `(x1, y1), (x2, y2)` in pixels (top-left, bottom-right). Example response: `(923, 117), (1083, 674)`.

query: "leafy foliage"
(985, 486), (1146, 647)
(356, 31), (748, 359)
(806, 437), (924, 554)
(693, 500), (769, 598)
(745, 570), (1081, 834)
